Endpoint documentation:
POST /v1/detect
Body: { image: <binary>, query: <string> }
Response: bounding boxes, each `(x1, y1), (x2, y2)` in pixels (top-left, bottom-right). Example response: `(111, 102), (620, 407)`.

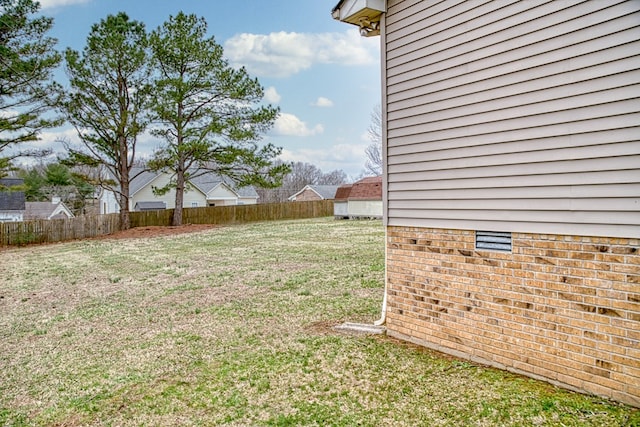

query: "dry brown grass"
(0, 218), (637, 426)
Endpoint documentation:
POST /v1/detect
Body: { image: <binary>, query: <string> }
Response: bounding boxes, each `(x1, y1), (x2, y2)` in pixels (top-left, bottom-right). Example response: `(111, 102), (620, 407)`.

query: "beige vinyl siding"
(207, 184), (239, 200)
(384, 0), (640, 238)
(130, 173), (206, 210)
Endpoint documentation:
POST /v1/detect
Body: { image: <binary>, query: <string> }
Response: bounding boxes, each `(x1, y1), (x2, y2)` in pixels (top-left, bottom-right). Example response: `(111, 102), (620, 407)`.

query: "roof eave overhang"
(206, 182), (241, 199)
(332, 0), (385, 37)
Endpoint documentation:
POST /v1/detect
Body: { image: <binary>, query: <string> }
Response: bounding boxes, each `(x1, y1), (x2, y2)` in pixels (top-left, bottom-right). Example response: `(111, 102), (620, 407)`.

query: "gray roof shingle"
(127, 167), (258, 199)
(23, 202), (74, 220)
(310, 185), (340, 200)
(0, 192), (25, 211)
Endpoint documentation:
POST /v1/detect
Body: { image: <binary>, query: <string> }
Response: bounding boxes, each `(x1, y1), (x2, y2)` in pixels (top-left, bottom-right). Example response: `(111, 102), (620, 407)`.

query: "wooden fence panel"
(0, 213), (121, 246)
(130, 209), (173, 228)
(1, 201), (333, 247)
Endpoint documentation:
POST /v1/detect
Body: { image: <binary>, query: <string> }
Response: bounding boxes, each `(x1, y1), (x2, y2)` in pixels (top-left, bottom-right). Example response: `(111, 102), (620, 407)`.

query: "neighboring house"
(288, 185), (340, 202)
(333, 0), (640, 407)
(0, 178), (25, 222)
(100, 167), (259, 214)
(24, 199), (75, 220)
(334, 176), (382, 219)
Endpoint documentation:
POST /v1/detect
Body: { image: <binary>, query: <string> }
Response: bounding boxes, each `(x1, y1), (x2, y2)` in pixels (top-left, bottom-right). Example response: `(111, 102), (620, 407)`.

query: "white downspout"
(374, 237), (387, 326)
(373, 10), (388, 327)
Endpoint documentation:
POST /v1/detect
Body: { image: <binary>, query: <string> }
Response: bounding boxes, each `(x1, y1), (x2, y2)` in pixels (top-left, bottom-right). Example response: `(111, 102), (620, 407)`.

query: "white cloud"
(33, 127), (79, 147)
(272, 113), (323, 137)
(312, 97), (333, 107)
(278, 142), (368, 177)
(6, 127), (78, 165)
(38, 0), (90, 9)
(0, 108), (19, 119)
(224, 29), (379, 78)
(264, 86), (281, 104)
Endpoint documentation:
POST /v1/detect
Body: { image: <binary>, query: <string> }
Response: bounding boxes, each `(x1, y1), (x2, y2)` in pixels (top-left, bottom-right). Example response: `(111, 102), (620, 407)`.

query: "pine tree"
(0, 0), (61, 178)
(149, 12), (288, 226)
(61, 12), (151, 229)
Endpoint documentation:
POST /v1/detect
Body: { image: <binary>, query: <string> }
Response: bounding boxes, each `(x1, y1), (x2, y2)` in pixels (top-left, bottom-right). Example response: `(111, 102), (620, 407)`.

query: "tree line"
(256, 160), (347, 204)
(1, 0), (288, 227)
(11, 158), (349, 214)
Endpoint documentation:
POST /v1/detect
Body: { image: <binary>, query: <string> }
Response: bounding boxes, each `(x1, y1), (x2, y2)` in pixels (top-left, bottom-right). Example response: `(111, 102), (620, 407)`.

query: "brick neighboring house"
(0, 178), (25, 222)
(334, 176), (382, 219)
(333, 0), (640, 407)
(288, 185), (340, 202)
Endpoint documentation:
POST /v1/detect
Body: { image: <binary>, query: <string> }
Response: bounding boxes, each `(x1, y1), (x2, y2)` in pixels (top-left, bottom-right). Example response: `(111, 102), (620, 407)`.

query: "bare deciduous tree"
(256, 161), (347, 203)
(364, 104), (382, 176)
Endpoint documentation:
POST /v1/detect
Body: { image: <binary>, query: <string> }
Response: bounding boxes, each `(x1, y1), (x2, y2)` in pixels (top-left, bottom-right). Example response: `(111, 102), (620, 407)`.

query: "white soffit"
(332, 0), (386, 26)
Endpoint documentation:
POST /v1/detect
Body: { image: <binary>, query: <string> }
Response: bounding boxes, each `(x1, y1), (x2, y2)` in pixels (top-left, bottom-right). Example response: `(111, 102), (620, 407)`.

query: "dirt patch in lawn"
(97, 224), (219, 240)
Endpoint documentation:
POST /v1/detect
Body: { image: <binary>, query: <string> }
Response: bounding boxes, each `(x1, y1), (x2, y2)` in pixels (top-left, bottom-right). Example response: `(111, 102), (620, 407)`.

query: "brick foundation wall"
(386, 226), (640, 407)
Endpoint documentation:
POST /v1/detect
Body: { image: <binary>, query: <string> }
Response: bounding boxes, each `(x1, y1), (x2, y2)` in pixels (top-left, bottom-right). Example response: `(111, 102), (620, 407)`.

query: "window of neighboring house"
(191, 202), (198, 208)
(476, 231), (512, 252)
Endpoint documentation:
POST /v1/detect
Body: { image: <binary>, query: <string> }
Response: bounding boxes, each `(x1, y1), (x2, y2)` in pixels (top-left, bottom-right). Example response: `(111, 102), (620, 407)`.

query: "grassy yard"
(0, 218), (637, 426)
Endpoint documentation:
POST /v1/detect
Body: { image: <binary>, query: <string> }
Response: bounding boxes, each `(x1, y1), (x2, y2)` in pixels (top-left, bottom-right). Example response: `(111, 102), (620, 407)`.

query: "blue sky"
(35, 0), (382, 179)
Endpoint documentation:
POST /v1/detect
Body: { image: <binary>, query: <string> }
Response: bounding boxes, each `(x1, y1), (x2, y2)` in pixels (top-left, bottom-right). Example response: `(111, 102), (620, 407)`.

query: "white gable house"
(100, 168), (259, 214)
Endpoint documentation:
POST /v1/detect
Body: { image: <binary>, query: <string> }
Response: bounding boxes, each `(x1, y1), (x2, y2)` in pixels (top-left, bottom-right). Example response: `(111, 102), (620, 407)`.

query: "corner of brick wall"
(385, 226), (640, 407)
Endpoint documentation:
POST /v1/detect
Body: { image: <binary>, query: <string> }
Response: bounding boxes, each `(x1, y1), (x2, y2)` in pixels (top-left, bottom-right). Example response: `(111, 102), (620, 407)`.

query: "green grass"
(0, 218), (637, 426)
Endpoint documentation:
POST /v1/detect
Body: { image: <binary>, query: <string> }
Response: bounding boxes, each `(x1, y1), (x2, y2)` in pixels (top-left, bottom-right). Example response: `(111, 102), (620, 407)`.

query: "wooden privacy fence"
(0, 200), (333, 246)
(0, 214), (121, 246)
(130, 199), (333, 227)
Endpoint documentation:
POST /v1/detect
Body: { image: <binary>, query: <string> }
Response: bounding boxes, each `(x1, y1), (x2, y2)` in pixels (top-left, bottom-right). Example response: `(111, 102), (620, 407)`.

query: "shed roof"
(334, 184), (353, 201)
(134, 201), (166, 211)
(348, 176), (382, 200)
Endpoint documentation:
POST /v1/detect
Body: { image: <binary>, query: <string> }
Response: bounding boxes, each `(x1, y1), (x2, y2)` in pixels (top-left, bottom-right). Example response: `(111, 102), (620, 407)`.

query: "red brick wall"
(293, 189), (322, 202)
(386, 226), (640, 407)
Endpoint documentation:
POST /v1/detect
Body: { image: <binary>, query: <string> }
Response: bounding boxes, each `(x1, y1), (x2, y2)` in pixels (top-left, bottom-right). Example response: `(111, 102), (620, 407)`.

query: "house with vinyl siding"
(99, 167), (259, 214)
(0, 179), (25, 222)
(333, 0), (640, 407)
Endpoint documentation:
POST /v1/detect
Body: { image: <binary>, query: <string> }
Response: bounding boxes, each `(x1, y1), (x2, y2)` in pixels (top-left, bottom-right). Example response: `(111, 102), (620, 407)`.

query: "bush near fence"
(0, 200), (333, 247)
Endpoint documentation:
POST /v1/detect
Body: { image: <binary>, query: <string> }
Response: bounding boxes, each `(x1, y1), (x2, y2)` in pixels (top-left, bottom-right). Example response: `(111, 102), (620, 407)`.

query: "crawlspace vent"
(476, 231), (512, 252)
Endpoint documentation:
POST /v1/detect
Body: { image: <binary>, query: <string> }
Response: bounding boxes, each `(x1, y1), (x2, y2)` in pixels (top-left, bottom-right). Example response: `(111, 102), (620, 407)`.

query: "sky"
(31, 0), (382, 179)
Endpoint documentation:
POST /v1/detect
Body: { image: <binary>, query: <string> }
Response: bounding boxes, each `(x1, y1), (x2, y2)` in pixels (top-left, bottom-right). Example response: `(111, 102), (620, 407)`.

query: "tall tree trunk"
(173, 167), (185, 226)
(119, 163), (131, 230)
(117, 72), (131, 230)
(119, 188), (130, 229)
(172, 101), (185, 227)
